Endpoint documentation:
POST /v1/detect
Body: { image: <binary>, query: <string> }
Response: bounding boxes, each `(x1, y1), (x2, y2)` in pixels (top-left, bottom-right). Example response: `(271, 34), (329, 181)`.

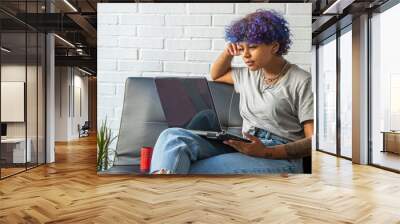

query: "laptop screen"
(155, 77), (222, 132)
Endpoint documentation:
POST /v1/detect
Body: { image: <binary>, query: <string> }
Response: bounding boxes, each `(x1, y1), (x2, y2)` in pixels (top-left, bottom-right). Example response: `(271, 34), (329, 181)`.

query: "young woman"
(150, 9), (314, 174)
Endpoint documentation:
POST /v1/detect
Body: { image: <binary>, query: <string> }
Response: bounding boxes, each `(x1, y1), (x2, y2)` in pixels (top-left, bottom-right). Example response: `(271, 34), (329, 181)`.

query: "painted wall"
(54, 67), (89, 141)
(1, 64), (41, 137)
(1, 63), (46, 164)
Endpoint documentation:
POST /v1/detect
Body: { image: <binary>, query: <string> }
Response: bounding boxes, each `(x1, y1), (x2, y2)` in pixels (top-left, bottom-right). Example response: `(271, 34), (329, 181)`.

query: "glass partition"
(371, 3), (400, 171)
(27, 30), (38, 169)
(1, 31), (28, 177)
(339, 28), (352, 158)
(0, 1), (46, 179)
(317, 36), (337, 154)
(26, 0), (41, 170)
(38, 32), (45, 165)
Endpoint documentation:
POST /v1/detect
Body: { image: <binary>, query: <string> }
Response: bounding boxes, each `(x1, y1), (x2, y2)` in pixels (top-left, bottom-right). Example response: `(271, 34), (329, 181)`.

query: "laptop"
(155, 77), (251, 143)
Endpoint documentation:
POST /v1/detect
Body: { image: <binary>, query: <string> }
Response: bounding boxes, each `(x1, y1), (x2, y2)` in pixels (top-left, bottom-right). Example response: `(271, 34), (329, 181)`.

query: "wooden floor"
(372, 150), (400, 171)
(1, 163), (45, 178)
(1, 135), (400, 223)
(1, 167), (26, 177)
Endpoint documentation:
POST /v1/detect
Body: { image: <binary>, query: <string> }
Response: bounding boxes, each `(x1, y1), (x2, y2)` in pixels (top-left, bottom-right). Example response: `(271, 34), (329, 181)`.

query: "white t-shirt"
(231, 63), (314, 141)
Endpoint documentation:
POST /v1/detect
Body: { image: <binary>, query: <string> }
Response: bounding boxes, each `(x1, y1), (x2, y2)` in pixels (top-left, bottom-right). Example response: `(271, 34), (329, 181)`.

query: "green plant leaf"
(97, 117), (118, 171)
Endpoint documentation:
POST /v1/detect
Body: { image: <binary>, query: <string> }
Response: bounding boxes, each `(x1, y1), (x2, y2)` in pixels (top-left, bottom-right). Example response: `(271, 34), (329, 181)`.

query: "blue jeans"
(149, 127), (303, 174)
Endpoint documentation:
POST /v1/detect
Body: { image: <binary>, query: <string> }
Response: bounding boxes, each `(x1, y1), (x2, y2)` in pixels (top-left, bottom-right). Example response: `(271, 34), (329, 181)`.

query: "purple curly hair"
(225, 9), (292, 55)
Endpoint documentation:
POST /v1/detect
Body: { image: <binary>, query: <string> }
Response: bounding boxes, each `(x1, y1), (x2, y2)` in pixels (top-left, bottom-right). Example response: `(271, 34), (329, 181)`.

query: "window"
(339, 28), (352, 158)
(371, 3), (400, 171)
(317, 36), (337, 154)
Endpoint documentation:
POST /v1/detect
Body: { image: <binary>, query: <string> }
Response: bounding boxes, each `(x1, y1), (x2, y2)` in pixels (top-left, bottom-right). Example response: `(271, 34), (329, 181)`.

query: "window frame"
(368, 0), (400, 173)
(315, 24), (353, 161)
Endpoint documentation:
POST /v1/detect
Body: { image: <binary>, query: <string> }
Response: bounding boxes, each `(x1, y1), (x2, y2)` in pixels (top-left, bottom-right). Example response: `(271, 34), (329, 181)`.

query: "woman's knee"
(158, 128), (199, 145)
(159, 127), (189, 138)
(156, 127), (197, 152)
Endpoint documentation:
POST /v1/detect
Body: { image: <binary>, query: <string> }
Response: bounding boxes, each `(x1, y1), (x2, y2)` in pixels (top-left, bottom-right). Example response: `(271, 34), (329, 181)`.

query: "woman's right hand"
(225, 43), (241, 57)
(210, 43), (238, 83)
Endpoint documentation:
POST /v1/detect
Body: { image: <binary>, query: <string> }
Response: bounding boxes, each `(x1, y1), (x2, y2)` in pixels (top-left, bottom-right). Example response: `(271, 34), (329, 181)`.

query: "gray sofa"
(99, 77), (311, 175)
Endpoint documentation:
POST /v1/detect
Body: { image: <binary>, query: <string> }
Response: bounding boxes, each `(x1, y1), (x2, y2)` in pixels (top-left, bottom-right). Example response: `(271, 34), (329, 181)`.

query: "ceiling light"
(63, 0), (78, 12)
(78, 67), (92, 76)
(54, 34), (75, 48)
(1, 47), (11, 53)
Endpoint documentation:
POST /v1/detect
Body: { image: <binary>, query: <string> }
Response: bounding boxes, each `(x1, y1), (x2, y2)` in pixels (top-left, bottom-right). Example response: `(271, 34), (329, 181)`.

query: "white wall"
(1, 64), (35, 137)
(97, 3), (312, 150)
(55, 66), (68, 141)
(55, 67), (89, 141)
(73, 73), (89, 137)
(1, 63), (46, 164)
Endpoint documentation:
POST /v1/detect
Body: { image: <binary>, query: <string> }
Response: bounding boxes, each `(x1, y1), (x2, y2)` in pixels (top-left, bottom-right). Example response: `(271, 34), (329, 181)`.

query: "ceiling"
(0, 0), (391, 74)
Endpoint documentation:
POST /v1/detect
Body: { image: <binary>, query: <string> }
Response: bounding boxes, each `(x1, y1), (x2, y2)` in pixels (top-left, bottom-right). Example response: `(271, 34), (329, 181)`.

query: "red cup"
(140, 146), (153, 174)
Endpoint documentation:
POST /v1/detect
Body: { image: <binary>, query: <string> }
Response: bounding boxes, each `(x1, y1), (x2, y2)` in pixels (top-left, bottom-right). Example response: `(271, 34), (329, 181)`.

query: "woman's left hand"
(223, 132), (268, 157)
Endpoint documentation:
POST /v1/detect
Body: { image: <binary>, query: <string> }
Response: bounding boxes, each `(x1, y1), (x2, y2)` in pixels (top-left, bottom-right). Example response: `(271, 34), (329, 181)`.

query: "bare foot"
(152, 169), (172, 174)
(280, 173), (289, 178)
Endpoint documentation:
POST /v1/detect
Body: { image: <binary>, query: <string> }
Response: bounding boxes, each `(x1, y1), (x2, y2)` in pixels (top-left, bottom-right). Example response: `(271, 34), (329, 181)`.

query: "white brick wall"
(98, 48), (138, 59)
(164, 62), (210, 73)
(212, 15), (242, 26)
(184, 27), (225, 38)
(118, 60), (163, 72)
(120, 15), (164, 25)
(97, 3), (138, 13)
(139, 3), (186, 14)
(236, 3), (285, 14)
(98, 3), (312, 150)
(212, 39), (227, 50)
(119, 37), (163, 48)
(166, 39), (211, 50)
(166, 15), (211, 26)
(188, 3), (234, 14)
(186, 51), (221, 62)
(97, 25), (137, 36)
(141, 49), (185, 61)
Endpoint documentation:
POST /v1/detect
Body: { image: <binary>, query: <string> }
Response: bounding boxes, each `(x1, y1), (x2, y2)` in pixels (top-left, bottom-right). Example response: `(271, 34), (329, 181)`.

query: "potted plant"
(97, 119), (117, 171)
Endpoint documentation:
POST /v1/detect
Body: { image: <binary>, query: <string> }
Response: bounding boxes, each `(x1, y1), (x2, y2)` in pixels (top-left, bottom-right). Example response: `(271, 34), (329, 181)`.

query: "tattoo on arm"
(283, 138), (312, 159)
(264, 150), (273, 158)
